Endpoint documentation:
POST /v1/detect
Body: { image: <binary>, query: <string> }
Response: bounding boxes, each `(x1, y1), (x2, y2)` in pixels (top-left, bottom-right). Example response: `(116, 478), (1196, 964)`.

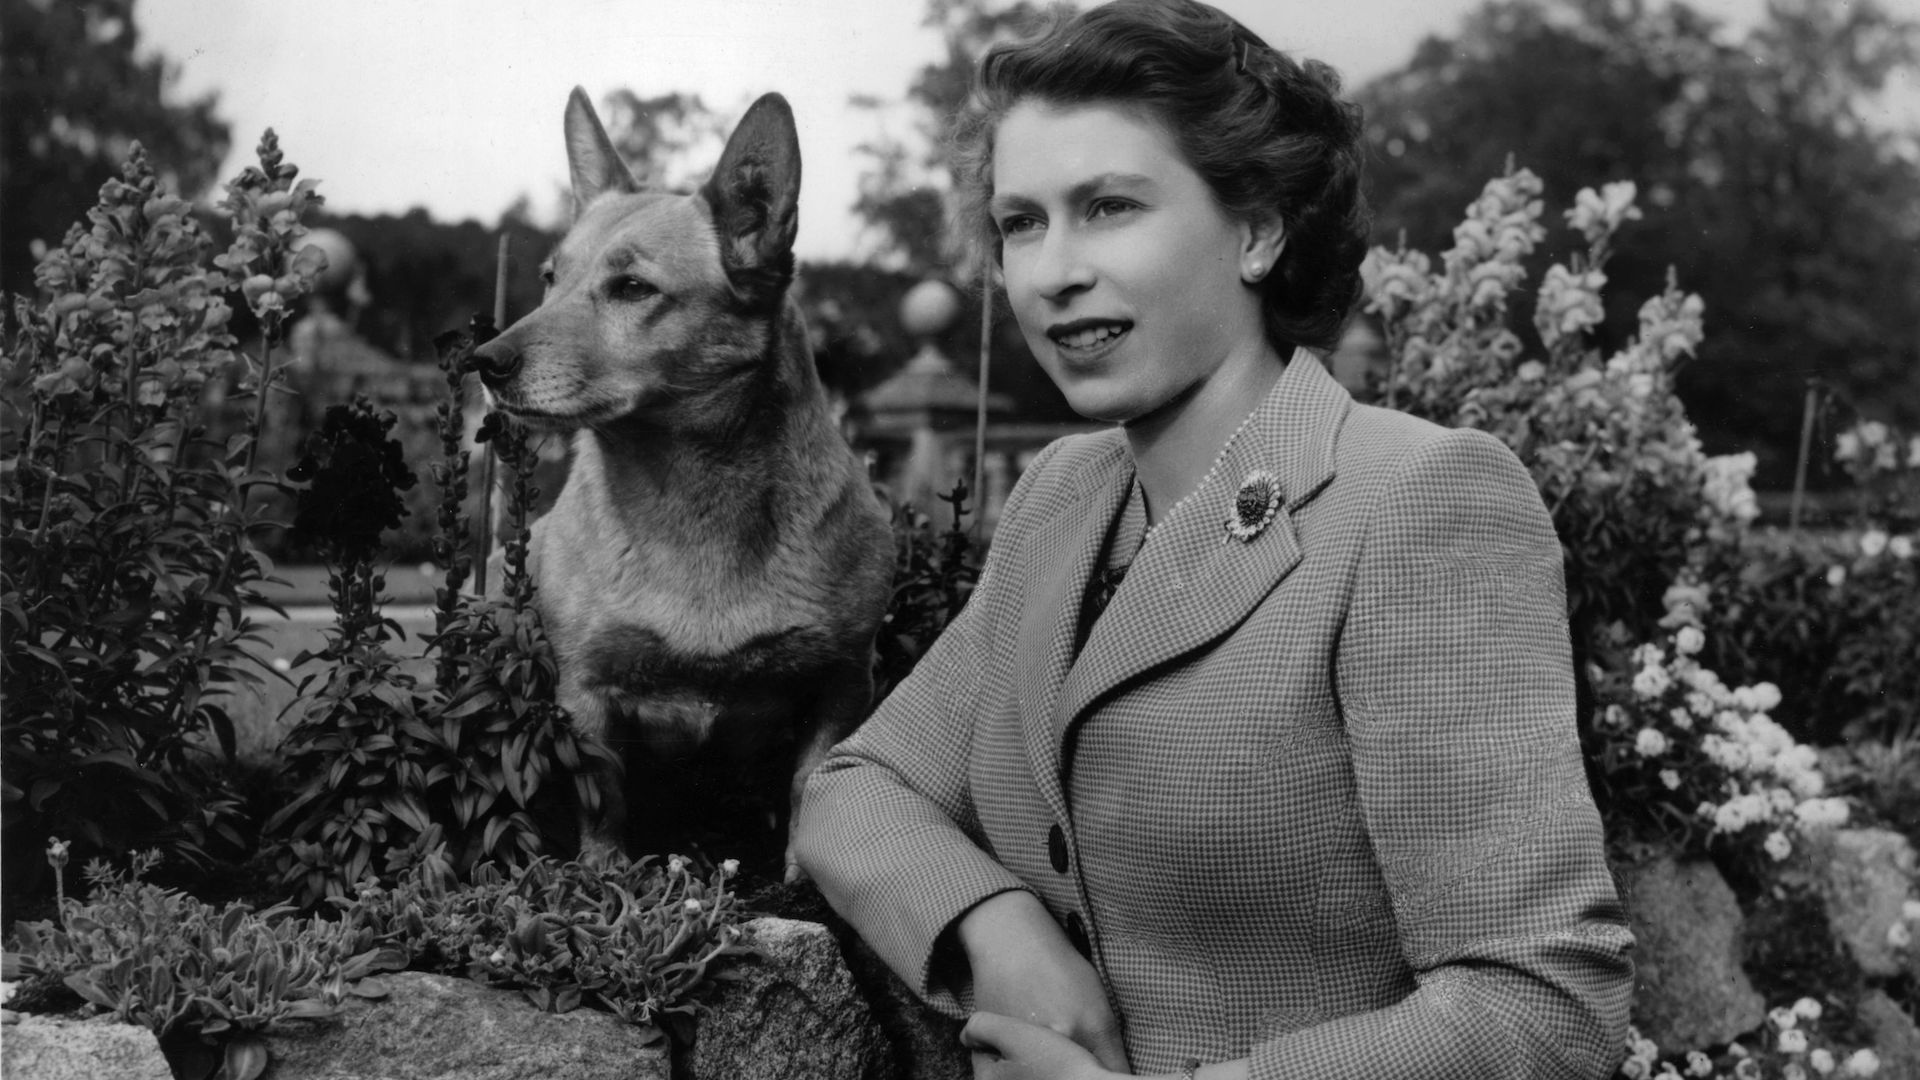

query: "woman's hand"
(963, 1011), (1123, 1080)
(957, 891), (1129, 1072)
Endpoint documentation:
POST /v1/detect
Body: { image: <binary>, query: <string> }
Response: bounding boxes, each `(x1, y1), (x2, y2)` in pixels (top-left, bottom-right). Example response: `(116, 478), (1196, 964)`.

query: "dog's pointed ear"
(565, 87), (638, 216)
(702, 93), (800, 305)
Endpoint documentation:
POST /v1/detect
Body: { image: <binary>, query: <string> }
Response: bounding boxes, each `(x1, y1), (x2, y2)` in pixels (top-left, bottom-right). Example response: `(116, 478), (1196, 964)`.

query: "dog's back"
(476, 89), (893, 871)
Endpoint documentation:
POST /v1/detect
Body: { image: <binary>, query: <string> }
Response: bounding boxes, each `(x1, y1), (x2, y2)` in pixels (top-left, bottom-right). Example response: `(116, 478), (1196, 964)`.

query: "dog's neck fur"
(560, 298), (847, 559)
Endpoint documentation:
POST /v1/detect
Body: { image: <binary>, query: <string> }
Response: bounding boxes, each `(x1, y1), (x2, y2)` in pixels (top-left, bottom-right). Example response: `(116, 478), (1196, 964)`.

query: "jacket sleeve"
(1248, 426), (1633, 1080)
(793, 439), (1065, 1016)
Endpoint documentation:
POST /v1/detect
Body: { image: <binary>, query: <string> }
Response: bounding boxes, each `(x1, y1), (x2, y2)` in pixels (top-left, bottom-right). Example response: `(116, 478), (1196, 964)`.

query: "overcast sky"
(137, 0), (1824, 263)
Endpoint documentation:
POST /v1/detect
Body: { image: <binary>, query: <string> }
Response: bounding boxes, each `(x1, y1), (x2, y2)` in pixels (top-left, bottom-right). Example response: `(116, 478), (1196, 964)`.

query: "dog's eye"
(607, 275), (657, 301)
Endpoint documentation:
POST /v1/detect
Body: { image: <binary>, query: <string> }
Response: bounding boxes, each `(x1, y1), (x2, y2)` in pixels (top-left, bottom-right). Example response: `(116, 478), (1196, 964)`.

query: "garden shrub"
(5, 840), (748, 1076)
(872, 481), (981, 703)
(0, 133), (326, 896)
(266, 324), (613, 906)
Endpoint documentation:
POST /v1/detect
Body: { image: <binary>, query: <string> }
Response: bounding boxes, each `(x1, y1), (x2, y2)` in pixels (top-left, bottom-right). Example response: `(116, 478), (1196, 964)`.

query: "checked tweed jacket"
(795, 352), (1634, 1079)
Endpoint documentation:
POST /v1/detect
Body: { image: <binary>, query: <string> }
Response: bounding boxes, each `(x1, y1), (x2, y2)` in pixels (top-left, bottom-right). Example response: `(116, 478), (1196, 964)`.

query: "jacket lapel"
(1012, 437), (1132, 824)
(1051, 352), (1353, 750)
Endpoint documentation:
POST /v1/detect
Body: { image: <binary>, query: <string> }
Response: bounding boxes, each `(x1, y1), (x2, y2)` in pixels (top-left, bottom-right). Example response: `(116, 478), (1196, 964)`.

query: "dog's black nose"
(472, 340), (522, 389)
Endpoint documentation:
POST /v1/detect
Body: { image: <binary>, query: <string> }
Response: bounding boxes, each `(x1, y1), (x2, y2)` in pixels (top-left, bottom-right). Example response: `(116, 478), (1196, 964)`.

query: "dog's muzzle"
(472, 340), (523, 390)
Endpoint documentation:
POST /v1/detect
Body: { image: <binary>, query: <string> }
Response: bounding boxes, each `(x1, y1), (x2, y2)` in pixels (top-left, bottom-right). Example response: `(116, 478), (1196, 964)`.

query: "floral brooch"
(1224, 470), (1282, 543)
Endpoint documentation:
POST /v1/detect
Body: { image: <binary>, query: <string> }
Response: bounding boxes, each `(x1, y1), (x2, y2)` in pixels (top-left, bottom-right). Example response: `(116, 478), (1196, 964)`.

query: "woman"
(795, 2), (1634, 1077)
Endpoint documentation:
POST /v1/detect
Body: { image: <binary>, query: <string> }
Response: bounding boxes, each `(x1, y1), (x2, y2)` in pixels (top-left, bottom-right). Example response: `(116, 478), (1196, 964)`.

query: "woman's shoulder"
(1335, 402), (1526, 483)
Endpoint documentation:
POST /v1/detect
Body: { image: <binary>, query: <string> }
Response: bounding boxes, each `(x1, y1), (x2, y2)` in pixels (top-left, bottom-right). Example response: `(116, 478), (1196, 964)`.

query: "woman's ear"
(1240, 216), (1287, 284)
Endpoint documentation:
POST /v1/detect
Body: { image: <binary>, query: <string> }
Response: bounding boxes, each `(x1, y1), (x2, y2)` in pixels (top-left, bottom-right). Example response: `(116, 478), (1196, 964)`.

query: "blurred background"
(5, 0), (1918, 558)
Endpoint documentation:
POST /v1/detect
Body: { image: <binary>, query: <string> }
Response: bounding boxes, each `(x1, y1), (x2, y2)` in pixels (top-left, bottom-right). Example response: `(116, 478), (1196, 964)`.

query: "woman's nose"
(1028, 231), (1094, 301)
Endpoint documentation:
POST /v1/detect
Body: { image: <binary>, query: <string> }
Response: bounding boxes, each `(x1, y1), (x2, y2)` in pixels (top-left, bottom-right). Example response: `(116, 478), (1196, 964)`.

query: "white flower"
(1566, 181), (1644, 245)
(684, 898), (703, 913)
(721, 858), (740, 877)
(1687, 691), (1717, 718)
(1634, 666), (1672, 699)
(668, 856), (687, 875)
(488, 948), (507, 965)
(1890, 921), (1913, 949)
(1686, 1050), (1714, 1077)
(1891, 535), (1914, 560)
(1765, 831), (1794, 861)
(1636, 728), (1671, 757)
(1669, 707), (1695, 731)
(1836, 429), (1862, 463)
(1752, 682), (1783, 712)
(1794, 997), (1824, 1021)
(1779, 1028), (1809, 1053)
(1784, 1064), (1808, 1080)
(1827, 565), (1847, 587)
(1794, 798), (1851, 829)
(1844, 1048), (1880, 1076)
(0, 981), (14, 1007)
(1902, 898), (1920, 923)
(1660, 769), (1682, 790)
(1623, 1059), (1651, 1080)
(1517, 360), (1546, 381)
(1859, 421), (1891, 448)
(1811, 1047), (1835, 1074)
(1675, 626), (1705, 655)
(1634, 642), (1669, 669)
(1602, 704), (1630, 730)
(1861, 529), (1890, 558)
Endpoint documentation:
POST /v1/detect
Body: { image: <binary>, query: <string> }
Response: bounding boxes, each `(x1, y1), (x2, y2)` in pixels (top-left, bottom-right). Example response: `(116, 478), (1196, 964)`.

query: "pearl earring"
(1246, 260), (1265, 282)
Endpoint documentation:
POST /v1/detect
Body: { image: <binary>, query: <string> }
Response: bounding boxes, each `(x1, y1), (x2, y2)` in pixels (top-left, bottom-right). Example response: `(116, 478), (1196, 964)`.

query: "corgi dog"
(473, 88), (894, 878)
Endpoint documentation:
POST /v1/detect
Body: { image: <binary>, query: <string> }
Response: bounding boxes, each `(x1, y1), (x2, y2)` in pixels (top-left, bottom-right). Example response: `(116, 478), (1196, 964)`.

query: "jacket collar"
(1012, 350), (1353, 815)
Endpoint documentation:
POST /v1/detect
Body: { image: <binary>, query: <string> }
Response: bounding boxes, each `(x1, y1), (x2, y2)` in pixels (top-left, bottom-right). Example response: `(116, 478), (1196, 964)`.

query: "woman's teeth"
(1060, 324), (1126, 349)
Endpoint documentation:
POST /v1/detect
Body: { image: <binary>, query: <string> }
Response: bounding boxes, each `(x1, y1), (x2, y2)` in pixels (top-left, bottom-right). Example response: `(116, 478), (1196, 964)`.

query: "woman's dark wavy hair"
(951, 0), (1370, 354)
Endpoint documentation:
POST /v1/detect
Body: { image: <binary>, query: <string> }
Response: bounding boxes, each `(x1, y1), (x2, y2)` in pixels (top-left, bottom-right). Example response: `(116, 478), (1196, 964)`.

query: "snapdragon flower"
(1566, 180), (1644, 247)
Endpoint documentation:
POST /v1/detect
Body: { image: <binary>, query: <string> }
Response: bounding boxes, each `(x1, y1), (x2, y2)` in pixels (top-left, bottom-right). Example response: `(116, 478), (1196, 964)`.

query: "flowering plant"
(1616, 999), (1882, 1079)
(1587, 577), (1849, 862)
(1, 134), (324, 883)
(1363, 170), (1752, 644)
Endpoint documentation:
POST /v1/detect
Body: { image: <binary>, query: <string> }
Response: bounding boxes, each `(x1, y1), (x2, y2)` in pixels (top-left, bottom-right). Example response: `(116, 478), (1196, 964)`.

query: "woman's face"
(990, 98), (1270, 426)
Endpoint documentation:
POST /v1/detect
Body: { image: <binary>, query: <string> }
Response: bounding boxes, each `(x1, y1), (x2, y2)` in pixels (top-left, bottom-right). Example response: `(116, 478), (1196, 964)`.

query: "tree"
(2, 0), (230, 298)
(850, 0), (1062, 274)
(597, 90), (731, 195)
(1357, 0), (1920, 486)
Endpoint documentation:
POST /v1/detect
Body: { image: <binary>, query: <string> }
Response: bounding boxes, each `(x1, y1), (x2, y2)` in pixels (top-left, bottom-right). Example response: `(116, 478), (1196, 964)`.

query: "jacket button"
(1047, 824), (1070, 873)
(1065, 911), (1091, 958)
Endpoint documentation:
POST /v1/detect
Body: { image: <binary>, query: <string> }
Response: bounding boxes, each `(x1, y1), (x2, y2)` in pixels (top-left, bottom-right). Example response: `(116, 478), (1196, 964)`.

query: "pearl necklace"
(1142, 402), (1264, 543)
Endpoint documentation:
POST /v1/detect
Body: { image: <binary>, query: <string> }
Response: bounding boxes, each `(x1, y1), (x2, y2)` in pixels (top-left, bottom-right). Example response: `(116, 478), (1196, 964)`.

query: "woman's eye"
(998, 215), (1041, 238)
(1088, 198), (1135, 219)
(607, 275), (657, 301)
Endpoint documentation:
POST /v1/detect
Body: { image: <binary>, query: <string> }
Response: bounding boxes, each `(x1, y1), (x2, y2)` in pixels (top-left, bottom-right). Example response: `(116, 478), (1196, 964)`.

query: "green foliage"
(344, 853), (750, 1035)
(266, 325), (613, 907)
(1358, 0), (1920, 483)
(1715, 540), (1920, 744)
(873, 482), (983, 702)
(5, 843), (750, 1072)
(3, 845), (402, 1080)
(1, 134), (323, 889)
(0, 0), (231, 297)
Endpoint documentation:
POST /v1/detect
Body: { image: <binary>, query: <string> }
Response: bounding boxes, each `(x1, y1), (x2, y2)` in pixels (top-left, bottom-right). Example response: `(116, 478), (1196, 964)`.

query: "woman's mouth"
(1048, 319), (1133, 357)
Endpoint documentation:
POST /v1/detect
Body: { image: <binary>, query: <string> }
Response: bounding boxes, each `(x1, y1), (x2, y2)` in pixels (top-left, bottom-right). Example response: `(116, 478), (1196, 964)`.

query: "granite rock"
(1, 1013), (173, 1080)
(266, 971), (670, 1080)
(1620, 855), (1767, 1050)
(1805, 828), (1918, 979)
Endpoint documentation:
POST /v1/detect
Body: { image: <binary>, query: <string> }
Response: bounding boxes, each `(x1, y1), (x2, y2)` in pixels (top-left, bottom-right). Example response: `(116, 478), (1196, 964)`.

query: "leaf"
(348, 977), (391, 1000)
(222, 1034), (271, 1080)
